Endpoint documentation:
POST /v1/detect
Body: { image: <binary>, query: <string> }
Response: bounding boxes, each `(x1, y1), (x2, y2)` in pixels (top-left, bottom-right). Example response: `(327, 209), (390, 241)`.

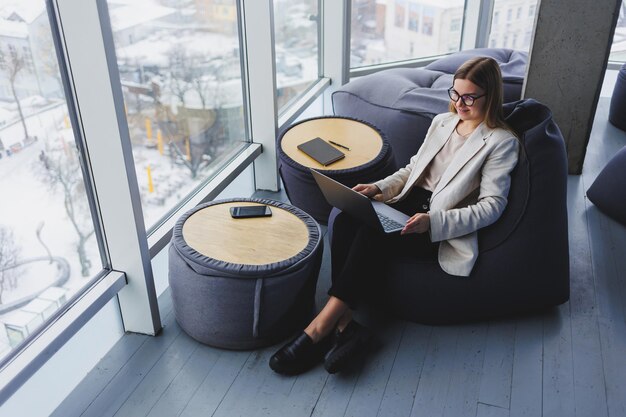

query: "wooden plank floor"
(53, 99), (626, 417)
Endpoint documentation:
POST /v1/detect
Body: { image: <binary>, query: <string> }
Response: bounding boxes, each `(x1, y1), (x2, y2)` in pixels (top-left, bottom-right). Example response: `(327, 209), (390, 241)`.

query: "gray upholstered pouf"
(169, 198), (323, 349)
(278, 116), (396, 223)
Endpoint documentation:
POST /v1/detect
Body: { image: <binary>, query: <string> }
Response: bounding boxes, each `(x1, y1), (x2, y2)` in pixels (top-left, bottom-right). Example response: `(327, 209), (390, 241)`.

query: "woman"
(270, 57), (520, 375)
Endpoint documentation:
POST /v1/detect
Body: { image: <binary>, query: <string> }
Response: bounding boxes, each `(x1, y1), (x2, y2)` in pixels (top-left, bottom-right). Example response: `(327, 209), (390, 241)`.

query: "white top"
(373, 112), (519, 276)
(416, 127), (469, 192)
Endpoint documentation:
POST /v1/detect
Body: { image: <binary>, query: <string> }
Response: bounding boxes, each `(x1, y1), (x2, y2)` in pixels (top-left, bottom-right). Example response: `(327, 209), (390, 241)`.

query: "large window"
(488, 0), (538, 52)
(106, 0), (248, 231)
(610, 1), (626, 62)
(351, 0), (465, 68)
(0, 1), (102, 363)
(273, 0), (320, 112)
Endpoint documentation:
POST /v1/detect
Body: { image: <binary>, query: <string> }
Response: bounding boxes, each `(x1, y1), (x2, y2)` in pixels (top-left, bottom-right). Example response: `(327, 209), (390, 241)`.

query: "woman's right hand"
(352, 183), (383, 200)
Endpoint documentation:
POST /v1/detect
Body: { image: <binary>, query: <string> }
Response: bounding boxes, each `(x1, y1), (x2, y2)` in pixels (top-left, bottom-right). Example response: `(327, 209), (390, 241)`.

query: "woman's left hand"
(401, 213), (430, 235)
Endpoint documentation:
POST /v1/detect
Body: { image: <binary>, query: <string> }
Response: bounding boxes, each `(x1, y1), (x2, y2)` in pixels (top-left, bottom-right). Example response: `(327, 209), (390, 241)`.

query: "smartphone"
(229, 205), (272, 219)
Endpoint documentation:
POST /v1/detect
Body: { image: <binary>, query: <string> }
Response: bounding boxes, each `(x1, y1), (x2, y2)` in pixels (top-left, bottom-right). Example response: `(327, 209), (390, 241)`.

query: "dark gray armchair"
(328, 99), (570, 324)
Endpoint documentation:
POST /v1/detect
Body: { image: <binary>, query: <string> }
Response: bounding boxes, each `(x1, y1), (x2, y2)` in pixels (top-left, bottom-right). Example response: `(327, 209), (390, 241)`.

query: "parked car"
(9, 142), (23, 154)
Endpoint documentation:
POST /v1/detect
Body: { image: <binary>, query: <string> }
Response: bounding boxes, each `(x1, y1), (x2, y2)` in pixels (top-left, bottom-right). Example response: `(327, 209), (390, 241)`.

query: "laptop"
(310, 169), (410, 234)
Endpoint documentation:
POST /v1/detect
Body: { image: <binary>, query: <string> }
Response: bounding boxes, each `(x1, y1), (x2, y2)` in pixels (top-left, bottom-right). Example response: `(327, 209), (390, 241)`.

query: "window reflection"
(0, 0), (100, 361)
(489, 0), (538, 52)
(273, 0), (320, 112)
(107, 0), (248, 230)
(351, 0), (465, 68)
(610, 1), (626, 62)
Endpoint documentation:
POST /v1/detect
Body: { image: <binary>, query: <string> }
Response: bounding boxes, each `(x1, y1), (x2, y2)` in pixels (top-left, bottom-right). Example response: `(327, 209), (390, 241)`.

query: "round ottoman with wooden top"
(168, 198), (323, 349)
(278, 116), (396, 222)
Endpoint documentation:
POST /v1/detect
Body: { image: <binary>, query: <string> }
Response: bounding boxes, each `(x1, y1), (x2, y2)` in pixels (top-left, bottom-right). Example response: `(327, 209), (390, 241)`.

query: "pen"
(329, 140), (350, 151)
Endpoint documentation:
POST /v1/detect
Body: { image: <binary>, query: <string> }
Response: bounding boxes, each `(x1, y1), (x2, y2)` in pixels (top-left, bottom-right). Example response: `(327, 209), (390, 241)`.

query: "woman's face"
(451, 78), (487, 124)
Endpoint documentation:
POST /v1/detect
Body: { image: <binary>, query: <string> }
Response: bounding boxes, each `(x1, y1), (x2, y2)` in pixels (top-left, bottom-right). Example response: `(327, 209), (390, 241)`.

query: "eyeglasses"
(447, 87), (486, 107)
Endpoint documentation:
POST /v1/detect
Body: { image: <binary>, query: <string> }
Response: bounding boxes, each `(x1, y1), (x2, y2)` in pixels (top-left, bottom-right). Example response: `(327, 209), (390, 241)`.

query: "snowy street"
(0, 0), (320, 360)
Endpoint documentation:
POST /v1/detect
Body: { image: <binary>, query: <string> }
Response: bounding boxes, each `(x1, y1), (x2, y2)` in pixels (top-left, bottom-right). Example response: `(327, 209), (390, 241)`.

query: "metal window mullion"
(47, 0), (109, 272)
(322, 0), (350, 101)
(462, 0), (495, 50)
(242, 0), (280, 191)
(350, 55), (443, 78)
(54, 0), (161, 335)
(317, 0), (323, 79)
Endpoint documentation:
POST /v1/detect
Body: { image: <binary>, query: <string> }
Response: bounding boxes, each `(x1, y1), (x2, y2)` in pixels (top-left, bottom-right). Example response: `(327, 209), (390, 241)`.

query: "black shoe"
(269, 332), (332, 375)
(324, 321), (370, 374)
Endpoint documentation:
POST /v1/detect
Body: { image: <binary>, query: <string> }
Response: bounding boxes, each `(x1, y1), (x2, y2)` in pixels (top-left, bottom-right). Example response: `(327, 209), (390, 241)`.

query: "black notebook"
(297, 137), (345, 166)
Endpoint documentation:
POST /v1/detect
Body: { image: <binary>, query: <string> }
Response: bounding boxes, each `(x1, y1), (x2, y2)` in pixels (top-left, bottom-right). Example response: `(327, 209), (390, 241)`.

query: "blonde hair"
(448, 57), (508, 130)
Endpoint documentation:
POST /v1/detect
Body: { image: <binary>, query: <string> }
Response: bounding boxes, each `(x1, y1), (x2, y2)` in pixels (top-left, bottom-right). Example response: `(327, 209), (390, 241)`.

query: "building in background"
(194, 0), (237, 36)
(488, 0), (537, 50)
(383, 0), (464, 61)
(0, 2), (63, 102)
(107, 0), (177, 47)
(351, 0), (464, 67)
(350, 0), (547, 67)
(0, 0), (182, 103)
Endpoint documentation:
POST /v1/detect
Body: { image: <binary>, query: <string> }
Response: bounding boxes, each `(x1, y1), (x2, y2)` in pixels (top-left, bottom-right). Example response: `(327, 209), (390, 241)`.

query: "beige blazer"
(374, 112), (519, 277)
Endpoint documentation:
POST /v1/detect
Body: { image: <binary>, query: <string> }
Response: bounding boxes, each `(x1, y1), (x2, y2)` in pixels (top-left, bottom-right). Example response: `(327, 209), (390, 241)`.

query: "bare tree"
(188, 55), (222, 110)
(166, 46), (192, 107)
(167, 109), (220, 179)
(37, 148), (95, 277)
(0, 226), (20, 304)
(191, 74), (211, 110)
(163, 48), (228, 179)
(4, 47), (30, 141)
(33, 23), (64, 98)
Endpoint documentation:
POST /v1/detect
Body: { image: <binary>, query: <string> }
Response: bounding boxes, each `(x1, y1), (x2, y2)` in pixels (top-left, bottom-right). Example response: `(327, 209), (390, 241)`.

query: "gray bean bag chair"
(332, 48), (528, 169)
(169, 198), (323, 349)
(328, 99), (570, 324)
(609, 64), (626, 131)
(587, 146), (626, 226)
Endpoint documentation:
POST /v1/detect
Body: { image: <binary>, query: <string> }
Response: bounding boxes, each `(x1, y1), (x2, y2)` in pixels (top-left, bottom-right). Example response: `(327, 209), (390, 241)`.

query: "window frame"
(348, 0), (498, 79)
(0, 0), (270, 401)
(273, 0), (324, 116)
(0, 0), (123, 402)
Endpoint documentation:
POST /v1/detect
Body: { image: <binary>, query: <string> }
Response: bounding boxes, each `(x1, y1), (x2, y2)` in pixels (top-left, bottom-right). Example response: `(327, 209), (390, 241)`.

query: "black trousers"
(328, 187), (439, 309)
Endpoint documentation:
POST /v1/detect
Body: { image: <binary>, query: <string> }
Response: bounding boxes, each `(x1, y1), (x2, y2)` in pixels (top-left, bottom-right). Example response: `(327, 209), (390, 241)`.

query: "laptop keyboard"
(377, 212), (404, 232)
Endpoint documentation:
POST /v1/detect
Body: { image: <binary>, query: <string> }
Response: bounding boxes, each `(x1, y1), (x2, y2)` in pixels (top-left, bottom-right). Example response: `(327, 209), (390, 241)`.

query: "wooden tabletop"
(281, 118), (383, 170)
(182, 202), (310, 265)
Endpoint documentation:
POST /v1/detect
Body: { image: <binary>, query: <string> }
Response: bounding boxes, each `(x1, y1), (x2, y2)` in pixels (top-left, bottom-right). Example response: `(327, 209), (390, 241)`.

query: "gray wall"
(523, 0), (622, 174)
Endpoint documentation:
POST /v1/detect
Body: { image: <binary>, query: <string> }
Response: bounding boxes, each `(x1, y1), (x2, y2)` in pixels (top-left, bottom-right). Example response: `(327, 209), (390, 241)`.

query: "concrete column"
(523, 0), (621, 174)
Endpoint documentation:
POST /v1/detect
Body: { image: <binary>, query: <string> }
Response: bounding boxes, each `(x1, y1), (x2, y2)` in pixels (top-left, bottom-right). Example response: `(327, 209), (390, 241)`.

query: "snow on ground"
(0, 103), (100, 357)
(0, 105), (100, 285)
(0, 0), (320, 357)
(0, 261), (61, 305)
(116, 30), (240, 68)
(109, 2), (175, 32)
(0, 0), (44, 23)
(0, 95), (243, 315)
